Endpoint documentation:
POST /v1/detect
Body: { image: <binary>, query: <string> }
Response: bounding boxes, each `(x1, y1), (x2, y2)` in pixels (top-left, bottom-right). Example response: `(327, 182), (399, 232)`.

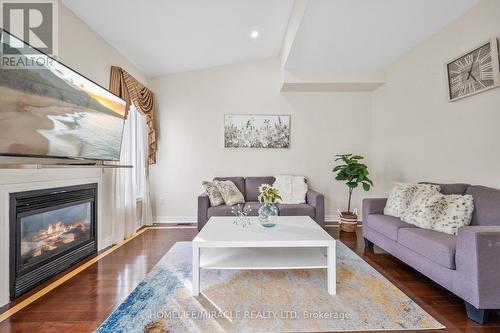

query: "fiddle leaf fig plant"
(332, 154), (373, 214)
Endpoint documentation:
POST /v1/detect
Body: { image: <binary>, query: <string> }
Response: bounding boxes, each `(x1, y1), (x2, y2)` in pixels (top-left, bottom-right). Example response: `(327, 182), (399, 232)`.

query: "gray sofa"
(198, 176), (324, 231)
(362, 183), (500, 324)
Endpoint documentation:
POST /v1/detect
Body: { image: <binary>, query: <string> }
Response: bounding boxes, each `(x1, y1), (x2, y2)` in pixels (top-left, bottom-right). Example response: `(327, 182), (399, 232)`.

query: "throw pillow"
(432, 194), (474, 235)
(402, 192), (474, 235)
(273, 175), (308, 204)
(384, 183), (440, 218)
(402, 191), (443, 228)
(214, 180), (245, 206)
(202, 181), (224, 207)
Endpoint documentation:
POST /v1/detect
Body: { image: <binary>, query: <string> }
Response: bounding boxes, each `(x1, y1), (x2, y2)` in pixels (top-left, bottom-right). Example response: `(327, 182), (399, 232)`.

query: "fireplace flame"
(32, 220), (87, 242)
(21, 219), (89, 260)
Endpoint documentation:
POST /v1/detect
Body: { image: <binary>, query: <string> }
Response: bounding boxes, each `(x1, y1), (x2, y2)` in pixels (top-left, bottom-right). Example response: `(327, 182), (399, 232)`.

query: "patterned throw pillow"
(202, 181), (224, 207)
(384, 183), (440, 218)
(402, 192), (474, 235)
(402, 191), (443, 228)
(432, 194), (474, 235)
(213, 180), (245, 206)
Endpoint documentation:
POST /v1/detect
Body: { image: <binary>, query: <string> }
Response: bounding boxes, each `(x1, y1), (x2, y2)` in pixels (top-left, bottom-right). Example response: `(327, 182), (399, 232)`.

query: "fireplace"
(9, 183), (97, 299)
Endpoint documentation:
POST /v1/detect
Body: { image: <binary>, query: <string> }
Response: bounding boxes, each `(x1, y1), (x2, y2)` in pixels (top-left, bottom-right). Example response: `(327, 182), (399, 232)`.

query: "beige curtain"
(109, 66), (157, 164)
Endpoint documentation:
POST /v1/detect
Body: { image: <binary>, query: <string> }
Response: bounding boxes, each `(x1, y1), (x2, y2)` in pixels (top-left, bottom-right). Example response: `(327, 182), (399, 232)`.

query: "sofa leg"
(465, 302), (491, 324)
(364, 238), (374, 249)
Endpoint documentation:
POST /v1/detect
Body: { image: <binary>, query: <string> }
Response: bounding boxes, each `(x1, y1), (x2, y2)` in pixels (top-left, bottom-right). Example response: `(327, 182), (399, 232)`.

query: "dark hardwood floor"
(0, 225), (499, 333)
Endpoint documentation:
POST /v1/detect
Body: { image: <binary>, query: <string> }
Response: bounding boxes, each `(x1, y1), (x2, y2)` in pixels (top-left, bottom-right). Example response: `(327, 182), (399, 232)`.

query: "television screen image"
(0, 30), (126, 161)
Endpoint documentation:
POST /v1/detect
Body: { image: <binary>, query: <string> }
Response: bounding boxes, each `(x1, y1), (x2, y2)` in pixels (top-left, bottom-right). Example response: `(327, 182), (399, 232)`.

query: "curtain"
(110, 107), (137, 243)
(132, 106), (153, 227)
(109, 67), (155, 243)
(110, 106), (153, 243)
(109, 66), (157, 165)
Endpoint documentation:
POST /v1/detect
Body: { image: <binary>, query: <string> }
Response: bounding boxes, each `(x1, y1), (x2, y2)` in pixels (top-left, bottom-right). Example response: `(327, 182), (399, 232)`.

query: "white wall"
(0, 3), (147, 306)
(149, 58), (372, 222)
(57, 4), (146, 85)
(371, 0), (500, 196)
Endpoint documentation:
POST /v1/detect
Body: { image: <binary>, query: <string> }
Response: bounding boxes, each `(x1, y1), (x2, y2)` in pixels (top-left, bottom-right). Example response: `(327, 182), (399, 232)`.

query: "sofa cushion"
(245, 177), (275, 201)
(398, 228), (457, 269)
(364, 214), (417, 241)
(420, 182), (470, 195)
(244, 201), (262, 216)
(277, 203), (315, 218)
(465, 185), (500, 226)
(214, 177), (245, 198)
(207, 204), (235, 218)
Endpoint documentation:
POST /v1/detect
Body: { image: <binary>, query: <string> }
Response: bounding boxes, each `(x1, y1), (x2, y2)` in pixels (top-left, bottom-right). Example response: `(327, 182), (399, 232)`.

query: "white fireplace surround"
(0, 177), (103, 307)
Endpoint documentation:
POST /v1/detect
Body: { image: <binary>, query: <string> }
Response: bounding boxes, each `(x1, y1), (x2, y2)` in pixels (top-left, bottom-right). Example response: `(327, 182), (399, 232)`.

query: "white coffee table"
(192, 216), (336, 296)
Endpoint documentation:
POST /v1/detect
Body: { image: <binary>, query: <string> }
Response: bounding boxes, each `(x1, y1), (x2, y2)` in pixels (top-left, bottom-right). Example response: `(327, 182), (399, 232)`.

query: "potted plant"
(257, 184), (282, 228)
(332, 154), (373, 232)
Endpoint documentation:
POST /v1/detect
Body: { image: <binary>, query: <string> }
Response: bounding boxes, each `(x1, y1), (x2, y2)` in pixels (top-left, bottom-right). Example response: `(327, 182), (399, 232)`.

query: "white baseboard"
(153, 215), (360, 224)
(154, 216), (197, 224)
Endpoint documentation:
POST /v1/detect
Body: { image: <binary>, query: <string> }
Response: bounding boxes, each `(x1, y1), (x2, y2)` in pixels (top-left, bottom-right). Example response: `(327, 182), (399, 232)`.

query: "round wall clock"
(446, 38), (500, 102)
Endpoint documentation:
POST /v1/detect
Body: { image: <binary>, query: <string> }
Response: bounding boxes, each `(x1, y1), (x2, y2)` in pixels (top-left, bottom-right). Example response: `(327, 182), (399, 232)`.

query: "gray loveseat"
(198, 176), (324, 231)
(362, 183), (500, 324)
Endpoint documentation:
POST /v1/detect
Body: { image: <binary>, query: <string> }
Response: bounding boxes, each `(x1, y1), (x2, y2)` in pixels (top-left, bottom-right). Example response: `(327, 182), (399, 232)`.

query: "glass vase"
(258, 203), (278, 227)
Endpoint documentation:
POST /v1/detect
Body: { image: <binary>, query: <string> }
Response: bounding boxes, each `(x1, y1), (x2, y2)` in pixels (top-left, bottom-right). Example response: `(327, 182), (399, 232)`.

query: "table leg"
(192, 245), (200, 296)
(327, 243), (336, 295)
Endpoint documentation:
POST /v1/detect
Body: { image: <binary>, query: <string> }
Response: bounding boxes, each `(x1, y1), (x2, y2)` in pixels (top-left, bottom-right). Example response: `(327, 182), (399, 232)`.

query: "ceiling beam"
(281, 68), (386, 92)
(280, 0), (308, 67)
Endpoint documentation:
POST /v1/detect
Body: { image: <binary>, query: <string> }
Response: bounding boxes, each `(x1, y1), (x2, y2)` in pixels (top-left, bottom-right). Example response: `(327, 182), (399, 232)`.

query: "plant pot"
(339, 211), (358, 233)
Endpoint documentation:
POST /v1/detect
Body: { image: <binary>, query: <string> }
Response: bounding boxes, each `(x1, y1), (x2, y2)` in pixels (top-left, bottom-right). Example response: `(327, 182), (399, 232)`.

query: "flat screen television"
(0, 30), (126, 161)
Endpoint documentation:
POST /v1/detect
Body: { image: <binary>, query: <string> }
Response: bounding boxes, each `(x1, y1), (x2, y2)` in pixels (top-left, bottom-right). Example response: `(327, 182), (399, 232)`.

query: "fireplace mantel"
(0, 177), (103, 307)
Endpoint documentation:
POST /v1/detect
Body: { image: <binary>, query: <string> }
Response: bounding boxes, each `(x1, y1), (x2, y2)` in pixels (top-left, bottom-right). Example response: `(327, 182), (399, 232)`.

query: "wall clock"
(446, 38), (500, 102)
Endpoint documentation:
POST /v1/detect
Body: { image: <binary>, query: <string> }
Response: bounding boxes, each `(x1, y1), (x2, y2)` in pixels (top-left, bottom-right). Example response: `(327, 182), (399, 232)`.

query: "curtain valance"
(110, 66), (157, 164)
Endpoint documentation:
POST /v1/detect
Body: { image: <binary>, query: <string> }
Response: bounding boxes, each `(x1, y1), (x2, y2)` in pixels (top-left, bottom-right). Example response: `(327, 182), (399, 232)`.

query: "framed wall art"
(224, 114), (290, 148)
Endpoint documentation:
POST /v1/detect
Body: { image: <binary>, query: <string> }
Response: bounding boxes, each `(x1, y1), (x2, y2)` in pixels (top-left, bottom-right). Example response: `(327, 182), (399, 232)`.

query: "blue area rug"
(96, 242), (444, 332)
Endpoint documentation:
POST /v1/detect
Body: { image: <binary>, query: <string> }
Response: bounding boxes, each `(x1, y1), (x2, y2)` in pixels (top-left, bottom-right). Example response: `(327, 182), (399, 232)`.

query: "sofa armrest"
(307, 190), (325, 227)
(197, 193), (210, 231)
(362, 198), (387, 218)
(455, 226), (500, 309)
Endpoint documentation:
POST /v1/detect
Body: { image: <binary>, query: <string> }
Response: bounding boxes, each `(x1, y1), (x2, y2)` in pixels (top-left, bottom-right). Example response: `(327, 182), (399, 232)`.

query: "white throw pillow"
(273, 175), (292, 202)
(213, 180), (245, 206)
(384, 183), (440, 218)
(273, 175), (308, 204)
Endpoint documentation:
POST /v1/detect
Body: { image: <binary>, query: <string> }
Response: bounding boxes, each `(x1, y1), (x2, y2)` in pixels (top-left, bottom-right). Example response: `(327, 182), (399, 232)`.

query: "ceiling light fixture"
(250, 31), (259, 39)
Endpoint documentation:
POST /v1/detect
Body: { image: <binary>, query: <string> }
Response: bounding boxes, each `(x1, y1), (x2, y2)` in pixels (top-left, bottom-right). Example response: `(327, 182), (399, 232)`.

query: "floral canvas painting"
(224, 114), (290, 148)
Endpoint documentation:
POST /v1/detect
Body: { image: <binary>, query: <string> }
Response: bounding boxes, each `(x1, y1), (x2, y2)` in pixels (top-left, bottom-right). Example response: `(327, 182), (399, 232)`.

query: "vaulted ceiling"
(62, 0), (295, 76)
(63, 0), (480, 78)
(285, 0), (480, 70)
